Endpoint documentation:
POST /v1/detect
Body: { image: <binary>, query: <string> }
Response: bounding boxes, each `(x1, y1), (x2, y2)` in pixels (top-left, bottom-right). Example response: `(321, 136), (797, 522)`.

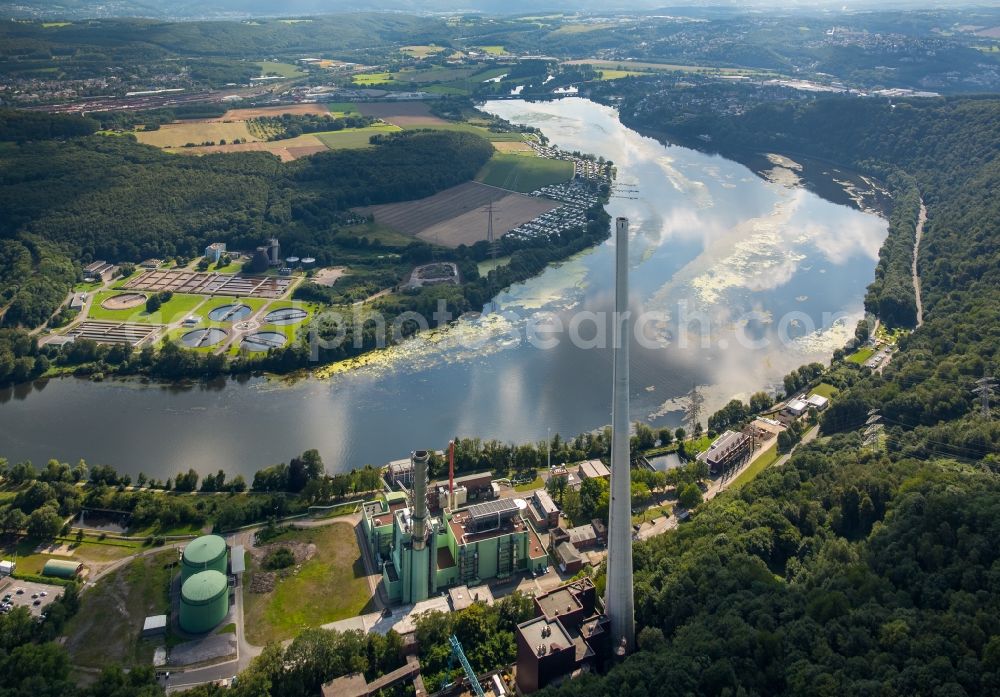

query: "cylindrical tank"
(181, 535), (228, 581)
(179, 570), (229, 634)
(301, 257), (316, 269)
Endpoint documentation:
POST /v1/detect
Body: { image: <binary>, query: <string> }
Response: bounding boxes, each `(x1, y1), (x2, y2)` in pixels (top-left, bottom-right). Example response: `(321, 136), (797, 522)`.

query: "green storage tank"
(181, 535), (228, 581)
(179, 570), (229, 634)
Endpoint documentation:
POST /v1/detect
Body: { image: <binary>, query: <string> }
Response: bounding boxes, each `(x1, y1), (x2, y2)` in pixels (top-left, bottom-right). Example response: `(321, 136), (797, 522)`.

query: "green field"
(257, 60), (305, 78)
(565, 59), (776, 77)
(598, 69), (645, 80)
(326, 102), (361, 116)
(64, 550), (176, 668)
(341, 221), (415, 247)
(477, 45), (506, 55)
(87, 291), (207, 324)
(352, 72), (394, 85)
(401, 45), (446, 58)
(810, 382), (840, 399)
(476, 152), (574, 192)
(730, 442), (780, 491)
(314, 124), (401, 149)
(243, 523), (374, 644)
(847, 347), (875, 364)
(404, 121), (524, 142)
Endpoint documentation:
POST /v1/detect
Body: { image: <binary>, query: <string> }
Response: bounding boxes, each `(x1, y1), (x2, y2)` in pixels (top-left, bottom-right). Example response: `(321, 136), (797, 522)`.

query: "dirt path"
(913, 199), (926, 328)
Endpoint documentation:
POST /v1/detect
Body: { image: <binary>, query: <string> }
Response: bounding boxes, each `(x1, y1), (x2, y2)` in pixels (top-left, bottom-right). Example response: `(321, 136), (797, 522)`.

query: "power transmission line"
(973, 375), (997, 419)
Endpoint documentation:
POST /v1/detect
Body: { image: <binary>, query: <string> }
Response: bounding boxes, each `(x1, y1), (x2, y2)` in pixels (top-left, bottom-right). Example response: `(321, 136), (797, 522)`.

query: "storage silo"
(181, 535), (228, 581)
(179, 570), (229, 634)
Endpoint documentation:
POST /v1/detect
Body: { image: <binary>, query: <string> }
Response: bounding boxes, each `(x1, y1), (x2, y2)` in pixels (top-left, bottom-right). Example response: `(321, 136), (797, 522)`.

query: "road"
(912, 199), (926, 328)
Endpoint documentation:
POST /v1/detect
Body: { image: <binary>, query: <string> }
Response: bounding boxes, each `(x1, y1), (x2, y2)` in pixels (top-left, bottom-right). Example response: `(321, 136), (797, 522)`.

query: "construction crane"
(444, 634), (485, 697)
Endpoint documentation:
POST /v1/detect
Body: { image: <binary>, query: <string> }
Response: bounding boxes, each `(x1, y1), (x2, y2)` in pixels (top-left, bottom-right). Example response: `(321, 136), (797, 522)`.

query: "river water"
(0, 98), (886, 479)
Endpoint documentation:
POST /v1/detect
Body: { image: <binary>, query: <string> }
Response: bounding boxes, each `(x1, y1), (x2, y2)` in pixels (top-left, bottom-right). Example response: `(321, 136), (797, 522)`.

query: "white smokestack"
(605, 216), (635, 653)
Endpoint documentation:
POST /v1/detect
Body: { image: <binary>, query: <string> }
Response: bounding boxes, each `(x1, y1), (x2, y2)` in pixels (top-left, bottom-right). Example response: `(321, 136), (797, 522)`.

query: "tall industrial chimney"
(411, 450), (429, 550)
(605, 216), (635, 653)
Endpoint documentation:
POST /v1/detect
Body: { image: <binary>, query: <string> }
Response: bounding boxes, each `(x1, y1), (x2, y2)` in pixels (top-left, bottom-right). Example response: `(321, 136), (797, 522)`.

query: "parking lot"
(0, 578), (64, 617)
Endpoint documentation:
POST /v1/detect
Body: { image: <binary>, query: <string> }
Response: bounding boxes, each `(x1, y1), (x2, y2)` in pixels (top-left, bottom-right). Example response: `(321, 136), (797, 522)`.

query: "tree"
(145, 294), (162, 314)
(677, 483), (702, 509)
(562, 486), (582, 525)
(27, 504), (63, 539)
(546, 473), (569, 505)
(675, 428), (686, 442)
(657, 428), (673, 446)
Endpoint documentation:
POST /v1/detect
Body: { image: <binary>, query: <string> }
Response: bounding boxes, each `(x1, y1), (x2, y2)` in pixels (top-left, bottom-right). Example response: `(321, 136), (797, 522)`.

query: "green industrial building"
(365, 452), (549, 605)
(179, 570), (229, 634)
(181, 534), (228, 581)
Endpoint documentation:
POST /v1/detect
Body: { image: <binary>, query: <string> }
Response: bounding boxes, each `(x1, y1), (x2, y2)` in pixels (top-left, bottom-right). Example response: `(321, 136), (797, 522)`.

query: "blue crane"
(446, 634), (485, 697)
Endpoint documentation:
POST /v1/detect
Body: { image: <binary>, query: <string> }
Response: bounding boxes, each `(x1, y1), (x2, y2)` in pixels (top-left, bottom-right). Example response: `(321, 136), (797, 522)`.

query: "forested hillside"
(541, 94), (1000, 696)
(0, 121), (492, 328)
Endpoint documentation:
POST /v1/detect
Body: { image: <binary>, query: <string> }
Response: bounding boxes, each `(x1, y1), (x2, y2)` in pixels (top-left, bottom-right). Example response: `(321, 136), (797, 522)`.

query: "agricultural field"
(355, 181), (559, 248)
(257, 60), (306, 78)
(356, 101), (449, 127)
(491, 140), (535, 153)
(476, 152), (574, 193)
(476, 45), (507, 55)
(327, 102), (361, 116)
(243, 523), (374, 645)
(314, 124), (401, 149)
(63, 550), (176, 669)
(401, 45), (446, 58)
(171, 134), (327, 161)
(210, 104), (331, 120)
(135, 121), (256, 148)
(341, 221), (415, 247)
(352, 71), (394, 85)
(598, 69), (646, 80)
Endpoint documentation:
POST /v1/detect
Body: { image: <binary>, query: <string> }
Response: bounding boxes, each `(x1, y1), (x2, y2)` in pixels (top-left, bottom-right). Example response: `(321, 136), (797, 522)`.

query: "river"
(0, 98), (887, 480)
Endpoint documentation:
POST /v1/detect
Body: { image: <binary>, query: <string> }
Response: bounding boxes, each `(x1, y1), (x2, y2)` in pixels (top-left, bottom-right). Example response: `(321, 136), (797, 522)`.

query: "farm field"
(353, 71), (394, 85)
(401, 45), (446, 58)
(399, 121), (524, 141)
(598, 69), (646, 80)
(847, 347), (876, 364)
(63, 550), (175, 669)
(326, 102), (361, 116)
(355, 181), (559, 248)
(356, 101), (449, 127)
(243, 523), (374, 645)
(257, 60), (306, 78)
(476, 45), (507, 55)
(476, 152), (574, 193)
(492, 141), (534, 153)
(341, 221), (415, 247)
(209, 103), (331, 120)
(170, 134), (327, 161)
(135, 121), (256, 148)
(314, 124), (401, 149)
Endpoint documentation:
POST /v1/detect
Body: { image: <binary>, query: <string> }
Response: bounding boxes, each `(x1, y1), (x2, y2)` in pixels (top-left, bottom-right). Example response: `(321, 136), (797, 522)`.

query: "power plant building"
(366, 451), (548, 605)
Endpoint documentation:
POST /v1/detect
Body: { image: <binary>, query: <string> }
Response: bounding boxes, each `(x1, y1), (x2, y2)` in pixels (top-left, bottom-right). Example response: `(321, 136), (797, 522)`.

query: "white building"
(785, 398), (809, 417)
(806, 394), (830, 411)
(204, 242), (227, 263)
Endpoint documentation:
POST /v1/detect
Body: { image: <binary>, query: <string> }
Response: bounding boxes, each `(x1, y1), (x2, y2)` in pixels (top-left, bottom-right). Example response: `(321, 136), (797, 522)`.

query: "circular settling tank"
(181, 534), (229, 581)
(180, 327), (227, 348)
(208, 304), (252, 322)
(101, 293), (147, 311)
(264, 307), (308, 326)
(179, 570), (229, 634)
(241, 331), (286, 352)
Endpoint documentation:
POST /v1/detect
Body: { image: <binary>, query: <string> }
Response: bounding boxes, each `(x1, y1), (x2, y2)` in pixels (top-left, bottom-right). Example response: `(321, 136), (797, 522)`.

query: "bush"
(263, 546), (295, 571)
